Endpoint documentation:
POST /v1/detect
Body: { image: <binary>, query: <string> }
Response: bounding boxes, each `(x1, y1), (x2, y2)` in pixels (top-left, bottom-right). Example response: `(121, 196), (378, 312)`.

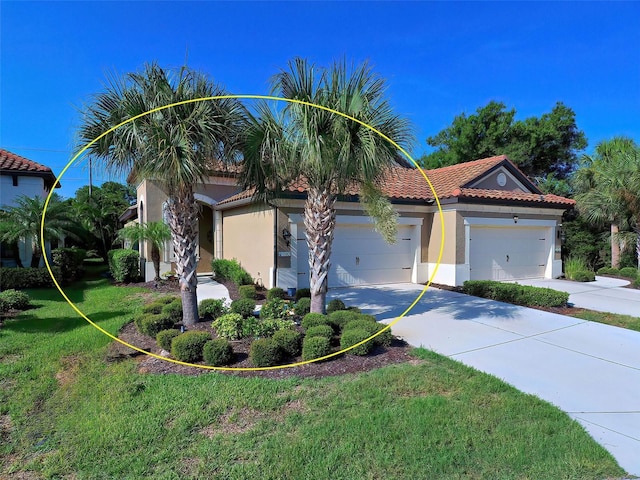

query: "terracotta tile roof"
(217, 155), (575, 208)
(0, 148), (59, 188)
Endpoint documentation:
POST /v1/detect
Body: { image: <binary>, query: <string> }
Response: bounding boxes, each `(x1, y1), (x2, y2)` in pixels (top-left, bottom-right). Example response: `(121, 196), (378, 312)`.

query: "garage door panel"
(470, 226), (549, 281)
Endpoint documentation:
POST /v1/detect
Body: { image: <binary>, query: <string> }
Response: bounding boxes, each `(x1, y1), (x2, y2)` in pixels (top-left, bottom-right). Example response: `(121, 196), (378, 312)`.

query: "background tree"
(71, 181), (135, 258)
(0, 194), (76, 267)
(117, 221), (171, 280)
(574, 137), (639, 269)
(420, 101), (587, 180)
(76, 63), (245, 325)
(242, 58), (413, 313)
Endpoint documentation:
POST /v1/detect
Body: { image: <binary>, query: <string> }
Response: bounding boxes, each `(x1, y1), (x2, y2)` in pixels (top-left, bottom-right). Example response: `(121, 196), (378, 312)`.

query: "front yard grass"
(569, 309), (640, 332)
(0, 279), (627, 479)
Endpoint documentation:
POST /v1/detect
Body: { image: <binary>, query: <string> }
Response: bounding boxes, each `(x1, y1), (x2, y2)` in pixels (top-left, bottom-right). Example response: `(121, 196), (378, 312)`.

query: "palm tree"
(242, 58), (413, 313)
(117, 221), (171, 281)
(0, 194), (76, 268)
(574, 137), (640, 269)
(77, 63), (245, 325)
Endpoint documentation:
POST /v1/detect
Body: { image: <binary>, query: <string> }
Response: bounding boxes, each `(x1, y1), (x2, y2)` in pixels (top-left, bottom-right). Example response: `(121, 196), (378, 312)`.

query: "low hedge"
(0, 289), (30, 310)
(572, 270), (595, 282)
(301, 336), (331, 361)
(272, 329), (302, 357)
(109, 249), (140, 283)
(461, 280), (569, 308)
(597, 267), (619, 276)
(619, 267), (639, 279)
(0, 267), (60, 289)
(156, 329), (181, 351)
(343, 318), (393, 347)
(52, 247), (86, 282)
(211, 258), (253, 286)
(203, 339), (234, 366)
(171, 331), (211, 363)
(327, 310), (361, 331)
(136, 313), (175, 337)
(250, 338), (282, 367)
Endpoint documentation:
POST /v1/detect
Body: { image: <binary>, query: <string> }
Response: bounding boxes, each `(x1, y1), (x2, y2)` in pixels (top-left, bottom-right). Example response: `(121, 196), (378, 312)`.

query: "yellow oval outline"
(42, 94), (444, 371)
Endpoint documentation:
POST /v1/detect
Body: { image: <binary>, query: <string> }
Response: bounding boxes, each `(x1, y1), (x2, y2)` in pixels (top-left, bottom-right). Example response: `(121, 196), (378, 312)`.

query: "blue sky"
(2, 1), (639, 200)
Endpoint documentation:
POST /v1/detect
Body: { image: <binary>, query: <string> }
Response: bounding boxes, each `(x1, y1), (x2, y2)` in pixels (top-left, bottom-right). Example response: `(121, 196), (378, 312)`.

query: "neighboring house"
(131, 155), (575, 288)
(0, 148), (61, 267)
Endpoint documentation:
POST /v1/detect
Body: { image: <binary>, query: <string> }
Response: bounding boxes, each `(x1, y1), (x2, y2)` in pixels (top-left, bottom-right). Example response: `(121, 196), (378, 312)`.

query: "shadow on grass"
(328, 285), (520, 322)
(2, 309), (131, 334)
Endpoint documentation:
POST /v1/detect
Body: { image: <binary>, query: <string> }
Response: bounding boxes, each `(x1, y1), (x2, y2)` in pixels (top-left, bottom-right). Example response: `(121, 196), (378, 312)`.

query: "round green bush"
(572, 270), (596, 282)
(302, 312), (330, 329)
(198, 298), (228, 320)
(0, 289), (30, 310)
(272, 329), (302, 357)
(301, 336), (331, 361)
(254, 318), (295, 338)
(305, 324), (333, 339)
(267, 287), (286, 301)
(250, 338), (282, 367)
(340, 328), (374, 356)
(597, 266), (619, 276)
(238, 285), (257, 300)
(156, 329), (181, 351)
(326, 298), (346, 314)
(343, 318), (392, 347)
(327, 310), (360, 331)
(212, 313), (245, 340)
(139, 313), (175, 338)
(162, 300), (183, 323)
(171, 331), (211, 362)
(294, 297), (311, 316)
(142, 301), (164, 314)
(231, 298), (256, 318)
(619, 267), (639, 279)
(203, 339), (234, 366)
(259, 298), (290, 320)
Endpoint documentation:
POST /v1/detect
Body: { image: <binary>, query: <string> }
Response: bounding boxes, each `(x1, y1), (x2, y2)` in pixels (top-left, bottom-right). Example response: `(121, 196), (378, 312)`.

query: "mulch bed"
(110, 277), (416, 379)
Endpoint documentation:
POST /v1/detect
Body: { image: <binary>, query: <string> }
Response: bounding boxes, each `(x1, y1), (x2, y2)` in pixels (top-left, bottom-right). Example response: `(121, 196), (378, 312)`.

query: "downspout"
(271, 203), (278, 289)
(213, 209), (223, 259)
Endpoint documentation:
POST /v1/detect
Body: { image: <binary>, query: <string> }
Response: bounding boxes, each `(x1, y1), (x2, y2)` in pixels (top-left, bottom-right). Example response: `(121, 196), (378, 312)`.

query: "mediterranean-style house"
(0, 148), (61, 267)
(131, 155), (575, 288)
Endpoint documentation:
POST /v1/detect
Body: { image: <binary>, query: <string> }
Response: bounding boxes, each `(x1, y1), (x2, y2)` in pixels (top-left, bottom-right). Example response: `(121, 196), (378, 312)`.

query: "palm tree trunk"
(167, 191), (200, 325)
(30, 241), (42, 268)
(304, 187), (336, 314)
(611, 223), (621, 269)
(151, 244), (161, 281)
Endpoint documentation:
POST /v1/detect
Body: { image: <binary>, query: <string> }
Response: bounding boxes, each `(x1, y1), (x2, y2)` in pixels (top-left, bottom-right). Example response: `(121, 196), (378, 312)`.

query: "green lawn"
(0, 279), (626, 479)
(570, 309), (640, 332)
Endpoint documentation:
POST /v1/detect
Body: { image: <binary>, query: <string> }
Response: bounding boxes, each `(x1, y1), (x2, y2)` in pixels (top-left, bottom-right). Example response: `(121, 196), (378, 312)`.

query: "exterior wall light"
(513, 215), (519, 224)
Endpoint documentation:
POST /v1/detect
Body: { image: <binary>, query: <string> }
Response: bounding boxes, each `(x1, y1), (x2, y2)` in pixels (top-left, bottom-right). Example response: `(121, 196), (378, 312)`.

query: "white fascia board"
(464, 217), (557, 227)
(288, 213), (423, 226)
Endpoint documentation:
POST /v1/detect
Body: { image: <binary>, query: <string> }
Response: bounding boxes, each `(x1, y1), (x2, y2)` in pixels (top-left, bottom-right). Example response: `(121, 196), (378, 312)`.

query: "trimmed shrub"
(302, 312), (330, 330)
(0, 267), (60, 289)
(137, 313), (175, 337)
(340, 328), (374, 356)
(301, 336), (331, 361)
(294, 288), (311, 301)
(260, 298), (290, 321)
(343, 318), (392, 346)
(156, 329), (181, 351)
(238, 285), (257, 300)
(230, 298), (256, 318)
(162, 300), (183, 323)
(326, 299), (346, 314)
(294, 297), (311, 316)
(272, 329), (302, 357)
(597, 267), (619, 276)
(203, 339), (234, 366)
(211, 258), (253, 286)
(305, 324), (333, 339)
(110, 249), (140, 283)
(198, 298), (228, 320)
(143, 302), (165, 314)
(250, 338), (282, 367)
(327, 310), (360, 331)
(462, 281), (568, 308)
(267, 287), (286, 301)
(52, 247), (86, 282)
(619, 267), (639, 279)
(0, 289), (30, 310)
(572, 270), (596, 282)
(212, 313), (245, 340)
(634, 277), (640, 288)
(254, 318), (295, 338)
(171, 331), (211, 363)
(0, 298), (9, 314)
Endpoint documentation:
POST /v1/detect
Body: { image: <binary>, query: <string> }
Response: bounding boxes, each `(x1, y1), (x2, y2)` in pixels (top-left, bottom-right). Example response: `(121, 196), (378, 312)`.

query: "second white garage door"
(297, 224), (414, 288)
(469, 226), (550, 281)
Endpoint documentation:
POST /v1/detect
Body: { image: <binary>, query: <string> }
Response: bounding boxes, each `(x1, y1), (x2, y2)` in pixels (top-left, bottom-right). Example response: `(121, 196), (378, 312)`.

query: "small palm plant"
(117, 221), (171, 280)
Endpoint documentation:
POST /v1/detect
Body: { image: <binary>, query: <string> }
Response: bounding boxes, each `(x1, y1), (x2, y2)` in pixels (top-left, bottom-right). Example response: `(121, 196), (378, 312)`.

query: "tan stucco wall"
(136, 179), (168, 259)
(425, 209), (459, 264)
(222, 203), (274, 285)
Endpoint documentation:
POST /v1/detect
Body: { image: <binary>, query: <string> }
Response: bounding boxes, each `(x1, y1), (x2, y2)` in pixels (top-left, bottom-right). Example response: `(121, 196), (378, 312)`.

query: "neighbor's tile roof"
(216, 155), (575, 207)
(0, 148), (56, 174)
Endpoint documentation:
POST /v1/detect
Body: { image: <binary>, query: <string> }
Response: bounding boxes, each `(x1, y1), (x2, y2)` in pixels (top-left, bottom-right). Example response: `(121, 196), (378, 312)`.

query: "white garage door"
(297, 224), (414, 287)
(469, 226), (550, 281)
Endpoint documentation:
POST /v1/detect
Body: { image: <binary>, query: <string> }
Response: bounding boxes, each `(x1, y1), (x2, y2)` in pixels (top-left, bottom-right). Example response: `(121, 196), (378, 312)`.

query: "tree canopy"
(419, 101), (587, 180)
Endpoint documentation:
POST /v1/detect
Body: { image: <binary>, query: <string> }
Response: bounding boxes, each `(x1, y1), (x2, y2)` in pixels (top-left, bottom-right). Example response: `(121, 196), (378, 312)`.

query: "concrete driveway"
(328, 283), (640, 476)
(513, 276), (640, 317)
